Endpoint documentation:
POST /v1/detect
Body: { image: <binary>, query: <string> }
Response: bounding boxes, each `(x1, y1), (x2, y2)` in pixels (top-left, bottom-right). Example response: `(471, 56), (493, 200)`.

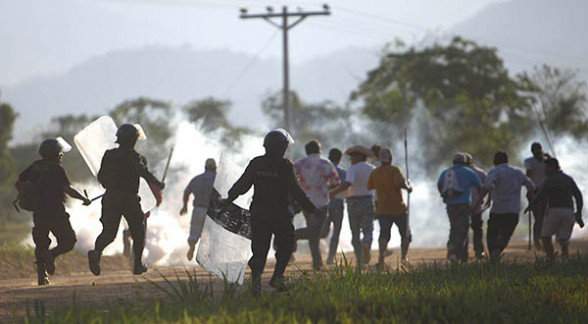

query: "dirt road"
(2, 240), (587, 321)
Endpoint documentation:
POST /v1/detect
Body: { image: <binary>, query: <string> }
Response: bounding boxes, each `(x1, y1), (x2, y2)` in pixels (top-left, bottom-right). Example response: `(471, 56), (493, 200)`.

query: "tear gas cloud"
(22, 121), (587, 265)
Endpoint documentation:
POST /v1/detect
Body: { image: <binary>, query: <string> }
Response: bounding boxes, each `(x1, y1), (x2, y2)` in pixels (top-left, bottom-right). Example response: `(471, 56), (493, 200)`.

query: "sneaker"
(88, 250), (101, 276)
(42, 250), (56, 275)
(475, 252), (486, 260)
(251, 273), (262, 296)
(325, 257), (335, 265)
(133, 262), (148, 275)
(269, 275), (290, 292)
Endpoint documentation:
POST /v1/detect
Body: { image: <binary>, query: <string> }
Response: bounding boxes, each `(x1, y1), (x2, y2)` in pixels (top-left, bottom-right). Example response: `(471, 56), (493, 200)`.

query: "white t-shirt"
(345, 161), (375, 197)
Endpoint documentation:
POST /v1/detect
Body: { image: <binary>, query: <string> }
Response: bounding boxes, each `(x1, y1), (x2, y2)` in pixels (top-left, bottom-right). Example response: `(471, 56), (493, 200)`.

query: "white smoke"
(23, 122), (587, 266)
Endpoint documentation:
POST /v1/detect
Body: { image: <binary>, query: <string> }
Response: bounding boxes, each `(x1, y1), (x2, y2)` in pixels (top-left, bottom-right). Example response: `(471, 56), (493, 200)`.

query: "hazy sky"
(0, 0), (505, 86)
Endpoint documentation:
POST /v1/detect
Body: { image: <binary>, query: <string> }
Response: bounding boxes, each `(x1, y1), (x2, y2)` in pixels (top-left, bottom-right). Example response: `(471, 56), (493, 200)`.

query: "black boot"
(37, 262), (50, 286)
(269, 274), (289, 292)
(561, 242), (570, 258)
(41, 250), (56, 275)
(133, 256), (148, 275)
(88, 250), (102, 276)
(251, 272), (262, 296)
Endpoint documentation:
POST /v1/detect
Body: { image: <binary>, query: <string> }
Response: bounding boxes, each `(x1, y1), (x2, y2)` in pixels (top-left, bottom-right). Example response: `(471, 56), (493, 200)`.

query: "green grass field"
(23, 256), (588, 323)
(0, 221), (30, 245)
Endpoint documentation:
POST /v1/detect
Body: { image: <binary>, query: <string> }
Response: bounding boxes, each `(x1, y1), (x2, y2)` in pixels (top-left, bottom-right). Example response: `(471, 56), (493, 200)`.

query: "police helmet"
(263, 128), (294, 151)
(116, 124), (140, 145)
(39, 137), (71, 159)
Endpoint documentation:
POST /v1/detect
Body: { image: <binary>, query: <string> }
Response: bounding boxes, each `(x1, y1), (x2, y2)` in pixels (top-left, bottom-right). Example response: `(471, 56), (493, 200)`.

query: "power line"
(239, 5), (331, 131)
(223, 30), (279, 96)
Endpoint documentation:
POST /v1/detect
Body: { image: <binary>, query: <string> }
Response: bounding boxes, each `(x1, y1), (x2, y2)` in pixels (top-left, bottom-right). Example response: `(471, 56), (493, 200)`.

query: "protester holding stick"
(524, 142), (550, 251)
(368, 147), (412, 267)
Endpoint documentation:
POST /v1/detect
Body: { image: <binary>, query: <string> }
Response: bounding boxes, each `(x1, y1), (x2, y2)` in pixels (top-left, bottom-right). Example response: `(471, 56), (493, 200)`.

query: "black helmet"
(116, 124), (140, 146)
(39, 138), (71, 159)
(263, 128), (294, 151)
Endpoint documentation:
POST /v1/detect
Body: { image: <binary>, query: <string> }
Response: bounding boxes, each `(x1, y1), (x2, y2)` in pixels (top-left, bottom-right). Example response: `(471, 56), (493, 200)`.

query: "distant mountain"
(3, 45), (377, 143)
(452, 0), (588, 77)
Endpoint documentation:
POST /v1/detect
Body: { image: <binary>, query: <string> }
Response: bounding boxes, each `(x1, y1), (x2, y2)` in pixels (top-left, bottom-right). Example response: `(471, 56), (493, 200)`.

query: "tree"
(183, 97), (251, 148)
(519, 65), (588, 139)
(262, 91), (352, 159)
(0, 100), (18, 223)
(353, 37), (533, 169)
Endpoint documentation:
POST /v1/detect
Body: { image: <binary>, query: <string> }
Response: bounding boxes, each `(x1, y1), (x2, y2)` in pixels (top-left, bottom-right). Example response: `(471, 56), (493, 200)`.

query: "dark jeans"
(296, 206), (328, 268)
(377, 213), (412, 244)
(95, 192), (145, 264)
(32, 209), (76, 265)
(249, 210), (295, 278)
(321, 199), (344, 262)
(447, 204), (471, 262)
(487, 213), (519, 254)
(470, 212), (485, 255)
(531, 200), (547, 245)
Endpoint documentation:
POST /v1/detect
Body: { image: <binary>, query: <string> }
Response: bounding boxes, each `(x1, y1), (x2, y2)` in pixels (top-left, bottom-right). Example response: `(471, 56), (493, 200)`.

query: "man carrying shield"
(87, 124), (165, 276)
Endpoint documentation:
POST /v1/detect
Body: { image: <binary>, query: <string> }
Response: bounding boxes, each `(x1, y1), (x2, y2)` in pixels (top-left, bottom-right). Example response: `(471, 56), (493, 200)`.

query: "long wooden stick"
(404, 128), (411, 240)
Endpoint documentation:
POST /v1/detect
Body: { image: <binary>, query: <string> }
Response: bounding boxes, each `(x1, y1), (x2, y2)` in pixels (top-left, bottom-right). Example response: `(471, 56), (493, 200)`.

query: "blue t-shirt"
(438, 165), (481, 205)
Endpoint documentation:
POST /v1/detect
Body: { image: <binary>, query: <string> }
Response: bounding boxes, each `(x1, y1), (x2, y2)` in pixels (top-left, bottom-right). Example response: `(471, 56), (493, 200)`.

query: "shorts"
(541, 208), (576, 243)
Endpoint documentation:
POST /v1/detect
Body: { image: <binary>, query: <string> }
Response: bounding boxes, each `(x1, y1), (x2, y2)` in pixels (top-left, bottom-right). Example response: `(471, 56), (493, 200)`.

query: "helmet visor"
(134, 124), (148, 140)
(272, 128), (294, 144)
(56, 137), (72, 153)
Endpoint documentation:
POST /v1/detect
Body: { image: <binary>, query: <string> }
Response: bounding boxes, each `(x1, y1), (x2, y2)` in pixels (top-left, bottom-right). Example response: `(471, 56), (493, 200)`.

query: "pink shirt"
(294, 154), (340, 208)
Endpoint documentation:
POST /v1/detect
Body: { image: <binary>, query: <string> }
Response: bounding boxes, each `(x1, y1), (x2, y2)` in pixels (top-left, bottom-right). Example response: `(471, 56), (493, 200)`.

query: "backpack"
(14, 162), (51, 212)
(441, 168), (464, 201)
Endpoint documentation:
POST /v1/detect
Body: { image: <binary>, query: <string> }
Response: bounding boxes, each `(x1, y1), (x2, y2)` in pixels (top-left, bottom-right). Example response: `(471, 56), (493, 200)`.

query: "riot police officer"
(16, 138), (91, 285)
(226, 129), (324, 295)
(87, 124), (164, 276)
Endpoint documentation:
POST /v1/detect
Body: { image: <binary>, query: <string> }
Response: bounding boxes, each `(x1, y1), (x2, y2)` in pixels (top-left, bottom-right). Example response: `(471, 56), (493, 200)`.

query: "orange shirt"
(367, 165), (407, 215)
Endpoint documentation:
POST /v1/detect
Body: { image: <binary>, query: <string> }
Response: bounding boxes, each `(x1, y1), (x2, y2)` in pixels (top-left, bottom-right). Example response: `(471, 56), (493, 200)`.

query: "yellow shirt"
(367, 165), (407, 215)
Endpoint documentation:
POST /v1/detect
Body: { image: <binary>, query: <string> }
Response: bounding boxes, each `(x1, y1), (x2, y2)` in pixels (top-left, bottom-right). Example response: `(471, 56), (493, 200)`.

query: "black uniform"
(94, 147), (161, 260)
(19, 160), (76, 267)
(228, 154), (315, 277)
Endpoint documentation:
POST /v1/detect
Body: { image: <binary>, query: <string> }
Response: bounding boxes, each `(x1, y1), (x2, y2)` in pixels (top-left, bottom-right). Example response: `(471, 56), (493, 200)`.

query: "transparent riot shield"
(73, 116), (156, 211)
(196, 153), (253, 285)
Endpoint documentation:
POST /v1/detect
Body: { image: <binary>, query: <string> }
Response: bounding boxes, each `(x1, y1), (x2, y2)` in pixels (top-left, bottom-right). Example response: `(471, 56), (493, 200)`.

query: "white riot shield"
(196, 153), (253, 285)
(73, 116), (157, 211)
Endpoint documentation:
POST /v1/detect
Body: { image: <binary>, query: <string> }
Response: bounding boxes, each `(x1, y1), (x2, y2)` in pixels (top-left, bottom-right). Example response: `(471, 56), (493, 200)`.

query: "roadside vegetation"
(24, 256), (588, 323)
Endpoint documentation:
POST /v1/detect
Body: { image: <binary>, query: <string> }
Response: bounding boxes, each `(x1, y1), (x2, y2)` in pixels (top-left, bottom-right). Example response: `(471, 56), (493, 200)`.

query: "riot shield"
(196, 153), (253, 285)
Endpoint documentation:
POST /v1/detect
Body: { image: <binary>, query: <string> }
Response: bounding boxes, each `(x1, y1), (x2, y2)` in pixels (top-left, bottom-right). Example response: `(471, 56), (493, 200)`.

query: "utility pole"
(240, 5), (331, 132)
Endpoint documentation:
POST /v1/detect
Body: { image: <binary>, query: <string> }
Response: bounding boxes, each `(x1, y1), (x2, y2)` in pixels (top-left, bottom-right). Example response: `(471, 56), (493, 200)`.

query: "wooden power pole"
(240, 5), (331, 132)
